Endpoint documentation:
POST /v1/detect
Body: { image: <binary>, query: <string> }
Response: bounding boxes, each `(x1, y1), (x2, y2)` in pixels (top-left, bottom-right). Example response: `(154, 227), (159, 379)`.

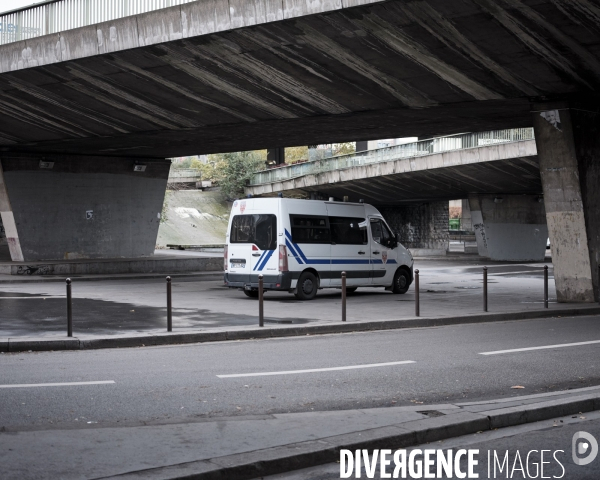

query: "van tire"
(345, 287), (358, 294)
(392, 268), (410, 294)
(295, 272), (318, 300)
(243, 290), (259, 298)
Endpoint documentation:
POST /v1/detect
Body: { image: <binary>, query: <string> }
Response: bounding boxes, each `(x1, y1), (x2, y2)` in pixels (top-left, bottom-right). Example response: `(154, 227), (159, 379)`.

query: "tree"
(332, 142), (356, 156)
(213, 151), (264, 200)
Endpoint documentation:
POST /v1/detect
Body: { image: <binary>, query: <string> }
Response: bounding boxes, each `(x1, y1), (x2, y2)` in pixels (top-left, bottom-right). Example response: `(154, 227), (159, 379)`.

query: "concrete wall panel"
(1, 156), (170, 261)
(137, 6), (184, 47)
(230, 0), (284, 28)
(97, 18), (140, 54)
(283, 0), (343, 19)
(182, 0), (232, 37)
(59, 26), (99, 62)
(469, 194), (547, 262)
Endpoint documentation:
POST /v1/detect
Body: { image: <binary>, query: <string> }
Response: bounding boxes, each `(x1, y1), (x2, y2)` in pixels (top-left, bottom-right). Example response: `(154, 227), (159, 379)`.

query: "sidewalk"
(2, 258), (599, 352)
(2, 387), (599, 479)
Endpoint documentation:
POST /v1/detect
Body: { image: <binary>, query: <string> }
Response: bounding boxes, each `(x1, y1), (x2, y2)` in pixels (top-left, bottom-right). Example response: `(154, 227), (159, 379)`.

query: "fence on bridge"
(249, 128), (535, 186)
(0, 0), (196, 45)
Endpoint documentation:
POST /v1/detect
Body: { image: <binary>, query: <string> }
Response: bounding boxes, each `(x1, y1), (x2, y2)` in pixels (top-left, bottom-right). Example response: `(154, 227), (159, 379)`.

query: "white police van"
(224, 198), (414, 300)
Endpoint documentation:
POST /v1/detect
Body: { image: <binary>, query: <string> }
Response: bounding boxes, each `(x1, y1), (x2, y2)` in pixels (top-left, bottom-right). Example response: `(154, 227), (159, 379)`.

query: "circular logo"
(572, 431), (598, 466)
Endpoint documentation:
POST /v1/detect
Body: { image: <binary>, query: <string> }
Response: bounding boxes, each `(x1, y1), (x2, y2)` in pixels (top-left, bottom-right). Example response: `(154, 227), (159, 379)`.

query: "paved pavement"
(0, 259), (574, 340)
(264, 411), (600, 479)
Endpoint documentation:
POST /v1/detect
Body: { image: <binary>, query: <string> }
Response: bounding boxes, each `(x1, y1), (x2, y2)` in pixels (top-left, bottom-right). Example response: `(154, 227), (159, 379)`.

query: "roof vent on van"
(359, 199), (364, 203)
(343, 196), (349, 202)
(329, 197), (335, 202)
(247, 194), (253, 198)
(278, 192), (283, 198)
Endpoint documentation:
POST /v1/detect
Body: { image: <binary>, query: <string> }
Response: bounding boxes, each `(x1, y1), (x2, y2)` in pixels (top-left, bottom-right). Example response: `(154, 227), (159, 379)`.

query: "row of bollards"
(63, 265), (559, 335)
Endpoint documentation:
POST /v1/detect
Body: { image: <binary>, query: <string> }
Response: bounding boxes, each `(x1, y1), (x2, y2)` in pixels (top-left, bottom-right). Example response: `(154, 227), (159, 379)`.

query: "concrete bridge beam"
(533, 103), (600, 303)
(468, 195), (547, 262)
(0, 155), (170, 261)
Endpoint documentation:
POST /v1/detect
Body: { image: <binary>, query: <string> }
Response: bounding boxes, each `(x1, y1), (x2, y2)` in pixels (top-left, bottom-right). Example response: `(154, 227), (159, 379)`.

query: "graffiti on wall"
(473, 223), (488, 249)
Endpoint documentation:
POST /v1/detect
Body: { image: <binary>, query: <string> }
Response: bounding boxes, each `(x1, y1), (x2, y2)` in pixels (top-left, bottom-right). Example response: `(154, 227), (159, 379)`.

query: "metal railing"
(249, 128), (535, 186)
(0, 0), (196, 45)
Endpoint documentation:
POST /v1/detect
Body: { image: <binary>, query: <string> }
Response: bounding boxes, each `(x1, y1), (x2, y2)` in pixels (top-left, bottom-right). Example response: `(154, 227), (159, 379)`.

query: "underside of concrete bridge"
(0, 0), (600, 157)
(0, 0), (599, 302)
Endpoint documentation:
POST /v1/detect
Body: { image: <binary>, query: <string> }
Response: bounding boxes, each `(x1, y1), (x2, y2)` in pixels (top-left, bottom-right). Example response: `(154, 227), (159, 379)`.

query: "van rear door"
(228, 201), (278, 282)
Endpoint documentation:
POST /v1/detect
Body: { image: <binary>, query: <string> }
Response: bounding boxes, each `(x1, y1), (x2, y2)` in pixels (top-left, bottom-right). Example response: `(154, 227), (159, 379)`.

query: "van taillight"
(224, 245), (228, 271)
(279, 245), (288, 272)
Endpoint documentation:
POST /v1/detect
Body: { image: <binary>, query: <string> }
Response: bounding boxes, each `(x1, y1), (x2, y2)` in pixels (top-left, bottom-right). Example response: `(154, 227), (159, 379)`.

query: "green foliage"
(211, 151), (264, 200)
(333, 142), (356, 156)
(285, 146), (309, 163)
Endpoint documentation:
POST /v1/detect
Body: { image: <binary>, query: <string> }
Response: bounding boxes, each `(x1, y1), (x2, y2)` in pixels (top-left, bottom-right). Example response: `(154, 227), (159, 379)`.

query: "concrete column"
(0, 154), (170, 261)
(267, 147), (285, 166)
(378, 202), (449, 256)
(468, 195), (547, 261)
(533, 102), (599, 302)
(461, 199), (473, 232)
(355, 141), (368, 153)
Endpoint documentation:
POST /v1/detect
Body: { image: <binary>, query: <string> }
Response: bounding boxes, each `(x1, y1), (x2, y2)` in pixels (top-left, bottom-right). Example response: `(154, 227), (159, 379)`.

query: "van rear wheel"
(345, 287), (358, 294)
(392, 269), (410, 294)
(243, 289), (259, 298)
(295, 272), (318, 300)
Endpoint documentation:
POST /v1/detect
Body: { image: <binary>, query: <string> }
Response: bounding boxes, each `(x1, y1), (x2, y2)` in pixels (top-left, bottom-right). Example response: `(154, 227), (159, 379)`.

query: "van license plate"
(231, 263), (245, 268)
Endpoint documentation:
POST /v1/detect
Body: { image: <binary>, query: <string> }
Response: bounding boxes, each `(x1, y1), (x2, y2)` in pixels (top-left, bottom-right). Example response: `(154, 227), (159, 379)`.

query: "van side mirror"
(393, 233), (400, 248)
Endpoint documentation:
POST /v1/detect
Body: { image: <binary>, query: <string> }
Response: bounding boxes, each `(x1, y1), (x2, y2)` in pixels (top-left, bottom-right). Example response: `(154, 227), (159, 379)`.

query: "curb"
(106, 392), (600, 479)
(3, 305), (600, 353)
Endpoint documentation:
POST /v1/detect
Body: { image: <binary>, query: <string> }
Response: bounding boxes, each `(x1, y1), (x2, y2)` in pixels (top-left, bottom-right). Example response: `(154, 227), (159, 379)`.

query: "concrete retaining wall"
(1, 155), (170, 261)
(377, 202), (449, 252)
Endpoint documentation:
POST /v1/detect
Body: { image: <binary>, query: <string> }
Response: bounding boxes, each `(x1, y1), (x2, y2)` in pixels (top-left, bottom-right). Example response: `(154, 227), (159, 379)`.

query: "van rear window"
(230, 214), (277, 251)
(290, 215), (330, 244)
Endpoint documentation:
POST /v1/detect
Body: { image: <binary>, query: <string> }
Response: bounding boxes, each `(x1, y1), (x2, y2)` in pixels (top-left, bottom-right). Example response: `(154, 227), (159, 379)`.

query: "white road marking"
(480, 340), (600, 356)
(0, 380), (115, 388)
(217, 360), (416, 378)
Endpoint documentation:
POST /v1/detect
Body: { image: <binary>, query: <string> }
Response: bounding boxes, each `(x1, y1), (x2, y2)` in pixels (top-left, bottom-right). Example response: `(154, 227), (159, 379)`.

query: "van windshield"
(230, 214), (277, 251)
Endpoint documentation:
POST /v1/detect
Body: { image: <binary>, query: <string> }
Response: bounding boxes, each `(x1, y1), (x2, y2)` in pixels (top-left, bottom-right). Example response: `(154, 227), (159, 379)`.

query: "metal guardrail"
(169, 168), (201, 179)
(0, 0), (196, 45)
(249, 128), (535, 186)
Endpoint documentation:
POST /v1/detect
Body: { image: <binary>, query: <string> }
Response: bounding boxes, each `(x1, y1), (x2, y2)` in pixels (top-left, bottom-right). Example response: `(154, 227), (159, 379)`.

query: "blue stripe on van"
(253, 251), (266, 271)
(285, 240), (304, 265)
(257, 249), (275, 271)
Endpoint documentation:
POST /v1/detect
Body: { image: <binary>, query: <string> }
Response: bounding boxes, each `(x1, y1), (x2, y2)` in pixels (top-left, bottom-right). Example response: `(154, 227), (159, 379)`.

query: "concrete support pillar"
(378, 202), (449, 256)
(468, 195), (547, 261)
(533, 102), (599, 302)
(355, 141), (368, 153)
(0, 154), (170, 261)
(267, 147), (285, 166)
(461, 199), (473, 232)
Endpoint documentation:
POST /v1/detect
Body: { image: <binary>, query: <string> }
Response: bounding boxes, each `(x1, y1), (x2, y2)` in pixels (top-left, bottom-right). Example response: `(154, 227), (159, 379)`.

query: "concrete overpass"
(247, 130), (549, 262)
(0, 0), (598, 303)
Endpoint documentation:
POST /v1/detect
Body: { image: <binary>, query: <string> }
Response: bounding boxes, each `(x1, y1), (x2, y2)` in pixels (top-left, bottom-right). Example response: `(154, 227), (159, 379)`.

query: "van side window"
(290, 215), (330, 244)
(370, 218), (393, 247)
(230, 214), (277, 250)
(330, 217), (368, 245)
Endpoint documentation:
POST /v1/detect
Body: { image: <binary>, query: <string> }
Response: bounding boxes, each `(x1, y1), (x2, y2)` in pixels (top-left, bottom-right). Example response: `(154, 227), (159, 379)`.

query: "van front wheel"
(295, 272), (318, 300)
(392, 269), (410, 294)
(243, 289), (259, 298)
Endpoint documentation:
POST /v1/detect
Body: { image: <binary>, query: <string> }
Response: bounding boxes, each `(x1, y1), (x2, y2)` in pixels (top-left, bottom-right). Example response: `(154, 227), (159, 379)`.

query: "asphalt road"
(1, 315), (599, 432)
(263, 413), (600, 479)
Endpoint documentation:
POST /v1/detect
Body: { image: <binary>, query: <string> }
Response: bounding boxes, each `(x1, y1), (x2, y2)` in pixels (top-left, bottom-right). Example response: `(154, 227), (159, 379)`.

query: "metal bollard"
(598, 264), (600, 304)
(66, 278), (72, 337)
(341, 271), (347, 322)
(483, 266), (488, 312)
(166, 276), (172, 332)
(415, 269), (420, 317)
(258, 274), (264, 327)
(544, 265), (549, 309)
